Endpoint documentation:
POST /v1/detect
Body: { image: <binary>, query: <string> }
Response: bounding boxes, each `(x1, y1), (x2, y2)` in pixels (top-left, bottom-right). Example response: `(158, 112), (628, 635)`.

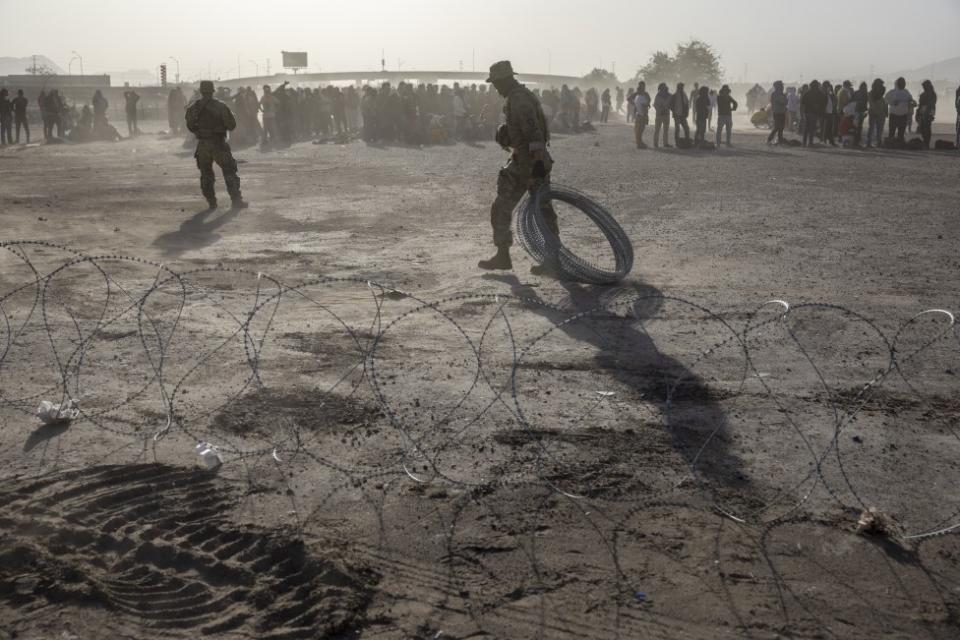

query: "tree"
(582, 67), (619, 84)
(635, 40), (723, 86)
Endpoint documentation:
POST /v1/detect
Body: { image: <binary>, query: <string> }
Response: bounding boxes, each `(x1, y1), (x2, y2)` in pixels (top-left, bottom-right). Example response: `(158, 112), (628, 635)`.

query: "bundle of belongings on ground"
(751, 108), (771, 128)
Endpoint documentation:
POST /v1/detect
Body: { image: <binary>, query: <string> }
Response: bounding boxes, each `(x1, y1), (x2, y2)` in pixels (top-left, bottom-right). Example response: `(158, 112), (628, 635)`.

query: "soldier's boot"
(224, 168), (248, 210)
(530, 263), (555, 277)
(200, 173), (217, 209)
(478, 246), (512, 271)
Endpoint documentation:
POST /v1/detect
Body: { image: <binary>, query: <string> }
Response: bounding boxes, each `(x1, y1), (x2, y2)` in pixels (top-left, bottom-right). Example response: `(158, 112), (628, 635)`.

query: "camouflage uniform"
(185, 87), (243, 206)
(490, 83), (558, 248)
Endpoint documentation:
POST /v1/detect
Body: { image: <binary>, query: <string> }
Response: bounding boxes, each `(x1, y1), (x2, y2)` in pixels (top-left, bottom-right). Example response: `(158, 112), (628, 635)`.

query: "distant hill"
(888, 56), (960, 82)
(0, 55), (65, 76)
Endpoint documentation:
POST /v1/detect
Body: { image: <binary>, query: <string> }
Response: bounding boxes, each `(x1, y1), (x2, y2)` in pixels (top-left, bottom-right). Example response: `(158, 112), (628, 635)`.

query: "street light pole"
(69, 56), (78, 75)
(169, 57), (180, 84)
(71, 50), (83, 75)
(249, 60), (260, 76)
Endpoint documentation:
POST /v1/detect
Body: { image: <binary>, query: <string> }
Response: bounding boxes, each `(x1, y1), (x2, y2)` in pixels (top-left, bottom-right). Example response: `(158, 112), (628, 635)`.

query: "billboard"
(281, 51), (308, 69)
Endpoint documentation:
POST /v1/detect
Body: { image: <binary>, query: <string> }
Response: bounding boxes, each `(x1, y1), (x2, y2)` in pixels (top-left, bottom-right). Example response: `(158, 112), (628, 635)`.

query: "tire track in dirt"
(0, 463), (373, 638)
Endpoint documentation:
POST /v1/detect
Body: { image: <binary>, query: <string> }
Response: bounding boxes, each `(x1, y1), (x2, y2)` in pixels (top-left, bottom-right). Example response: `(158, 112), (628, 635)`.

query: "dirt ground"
(1, 114), (959, 639)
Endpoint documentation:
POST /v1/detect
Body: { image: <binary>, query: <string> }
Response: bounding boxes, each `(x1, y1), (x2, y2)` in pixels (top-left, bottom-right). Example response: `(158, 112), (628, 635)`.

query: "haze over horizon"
(4, 0), (960, 82)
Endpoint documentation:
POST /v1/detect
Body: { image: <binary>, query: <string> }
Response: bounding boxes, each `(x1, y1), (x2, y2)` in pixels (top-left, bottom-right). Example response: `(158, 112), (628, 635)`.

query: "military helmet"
(486, 60), (516, 83)
(199, 80), (215, 94)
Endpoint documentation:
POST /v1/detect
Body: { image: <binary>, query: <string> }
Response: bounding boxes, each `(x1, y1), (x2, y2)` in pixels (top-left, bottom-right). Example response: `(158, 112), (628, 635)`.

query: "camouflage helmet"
(486, 60), (516, 83)
(199, 80), (215, 94)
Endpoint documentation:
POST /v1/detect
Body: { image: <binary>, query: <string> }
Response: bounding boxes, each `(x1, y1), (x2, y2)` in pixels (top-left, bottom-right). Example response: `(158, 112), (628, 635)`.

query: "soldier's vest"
(504, 86), (550, 147)
(189, 99), (228, 140)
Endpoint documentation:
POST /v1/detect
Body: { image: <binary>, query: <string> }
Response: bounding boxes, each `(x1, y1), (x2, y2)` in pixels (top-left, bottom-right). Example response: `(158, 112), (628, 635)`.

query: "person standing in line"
(124, 90), (140, 137)
(707, 89), (717, 131)
(47, 90), (65, 139)
(168, 86), (187, 135)
(259, 84), (280, 147)
(801, 80), (824, 147)
(955, 85), (960, 148)
(852, 82), (869, 147)
(671, 82), (690, 146)
(715, 85), (737, 146)
(600, 88), (611, 123)
(767, 81), (788, 145)
(693, 86), (710, 146)
(625, 85), (636, 124)
(866, 79), (887, 148)
(885, 77), (913, 142)
(916, 80), (937, 148)
(12, 89), (29, 143)
(37, 90), (49, 141)
(786, 86), (800, 132)
(822, 83), (837, 146)
(477, 61), (557, 275)
(632, 81), (650, 149)
(652, 83), (672, 149)
(616, 86), (624, 114)
(0, 89), (13, 146)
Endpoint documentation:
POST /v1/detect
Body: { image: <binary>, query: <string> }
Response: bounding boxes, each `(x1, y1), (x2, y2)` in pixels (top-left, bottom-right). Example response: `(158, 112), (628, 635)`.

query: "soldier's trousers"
(490, 158), (558, 249)
(195, 139), (242, 203)
(0, 118), (11, 145)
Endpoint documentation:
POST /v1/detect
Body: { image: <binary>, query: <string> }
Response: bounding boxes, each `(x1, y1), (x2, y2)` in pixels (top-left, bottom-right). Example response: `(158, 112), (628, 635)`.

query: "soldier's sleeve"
(184, 104), (198, 134)
(221, 104), (237, 131)
(513, 96), (546, 152)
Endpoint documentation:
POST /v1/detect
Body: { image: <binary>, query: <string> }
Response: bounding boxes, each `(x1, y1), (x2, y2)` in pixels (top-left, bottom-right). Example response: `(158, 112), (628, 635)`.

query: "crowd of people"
(2, 75), (959, 152)
(620, 77), (960, 151)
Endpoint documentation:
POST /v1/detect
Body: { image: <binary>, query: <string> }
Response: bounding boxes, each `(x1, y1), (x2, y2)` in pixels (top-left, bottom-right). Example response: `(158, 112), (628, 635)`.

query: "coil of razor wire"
(515, 183), (634, 285)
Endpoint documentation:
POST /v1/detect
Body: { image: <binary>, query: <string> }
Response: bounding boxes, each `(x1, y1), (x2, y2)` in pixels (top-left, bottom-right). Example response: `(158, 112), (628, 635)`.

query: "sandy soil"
(0, 115), (959, 639)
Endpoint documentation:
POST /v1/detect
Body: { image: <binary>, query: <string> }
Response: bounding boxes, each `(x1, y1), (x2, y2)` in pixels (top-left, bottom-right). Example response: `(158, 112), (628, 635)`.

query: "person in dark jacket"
(767, 80), (788, 145)
(955, 85), (960, 148)
(916, 80), (937, 148)
(671, 82), (690, 146)
(693, 86), (710, 145)
(801, 80), (825, 147)
(715, 85), (738, 146)
(652, 83), (672, 148)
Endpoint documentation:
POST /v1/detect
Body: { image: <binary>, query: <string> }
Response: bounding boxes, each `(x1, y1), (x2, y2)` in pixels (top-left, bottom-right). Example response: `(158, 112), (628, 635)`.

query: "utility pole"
(472, 49), (475, 72)
(381, 50), (385, 72)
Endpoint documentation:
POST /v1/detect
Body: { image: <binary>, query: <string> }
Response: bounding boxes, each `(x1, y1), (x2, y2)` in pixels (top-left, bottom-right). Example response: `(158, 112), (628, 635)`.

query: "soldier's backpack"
(676, 137), (694, 149)
(934, 139), (957, 151)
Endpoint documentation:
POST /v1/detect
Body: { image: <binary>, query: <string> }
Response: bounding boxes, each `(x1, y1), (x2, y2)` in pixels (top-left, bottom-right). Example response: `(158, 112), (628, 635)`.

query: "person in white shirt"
(453, 87), (469, 140)
(632, 82), (651, 149)
(885, 77), (914, 141)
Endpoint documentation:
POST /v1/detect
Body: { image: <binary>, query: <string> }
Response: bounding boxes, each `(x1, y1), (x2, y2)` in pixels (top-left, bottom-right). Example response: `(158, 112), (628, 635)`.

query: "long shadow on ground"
(486, 273), (749, 501)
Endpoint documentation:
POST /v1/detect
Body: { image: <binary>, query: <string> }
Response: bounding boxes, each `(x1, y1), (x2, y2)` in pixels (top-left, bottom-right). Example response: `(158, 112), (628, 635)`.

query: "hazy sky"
(4, 0), (959, 81)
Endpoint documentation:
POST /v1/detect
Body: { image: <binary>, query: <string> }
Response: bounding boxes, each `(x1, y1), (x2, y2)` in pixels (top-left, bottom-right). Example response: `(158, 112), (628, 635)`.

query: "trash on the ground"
(634, 591), (647, 602)
(196, 442), (223, 469)
(35, 399), (80, 425)
(597, 391), (615, 397)
(856, 507), (901, 539)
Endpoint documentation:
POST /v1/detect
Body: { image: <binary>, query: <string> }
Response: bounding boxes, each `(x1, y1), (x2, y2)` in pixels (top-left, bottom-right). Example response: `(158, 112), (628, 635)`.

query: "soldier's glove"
(495, 124), (511, 149)
(531, 160), (547, 179)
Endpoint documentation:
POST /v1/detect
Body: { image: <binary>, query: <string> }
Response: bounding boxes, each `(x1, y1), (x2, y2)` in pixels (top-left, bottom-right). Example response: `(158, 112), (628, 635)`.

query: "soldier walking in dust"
(185, 81), (247, 210)
(478, 61), (558, 275)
